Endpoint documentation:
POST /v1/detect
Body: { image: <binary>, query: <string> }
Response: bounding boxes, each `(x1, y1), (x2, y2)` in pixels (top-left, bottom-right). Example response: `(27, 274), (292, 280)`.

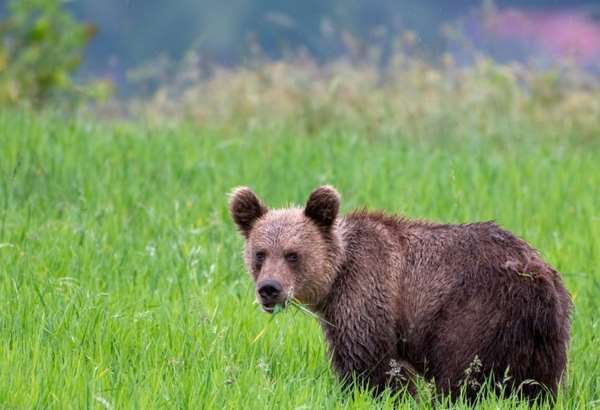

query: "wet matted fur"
(229, 186), (571, 402)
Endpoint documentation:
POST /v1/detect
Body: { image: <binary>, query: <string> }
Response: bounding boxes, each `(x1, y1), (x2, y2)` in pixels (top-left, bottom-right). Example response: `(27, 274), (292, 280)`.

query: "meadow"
(1, 64), (599, 409)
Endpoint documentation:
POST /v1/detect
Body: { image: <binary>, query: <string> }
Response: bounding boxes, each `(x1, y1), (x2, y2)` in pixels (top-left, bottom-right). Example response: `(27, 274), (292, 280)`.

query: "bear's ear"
(304, 185), (340, 229)
(229, 187), (268, 238)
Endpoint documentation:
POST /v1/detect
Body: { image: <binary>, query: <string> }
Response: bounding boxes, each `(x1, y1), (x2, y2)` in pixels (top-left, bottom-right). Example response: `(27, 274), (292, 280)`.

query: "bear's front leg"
(325, 322), (418, 396)
(331, 351), (419, 396)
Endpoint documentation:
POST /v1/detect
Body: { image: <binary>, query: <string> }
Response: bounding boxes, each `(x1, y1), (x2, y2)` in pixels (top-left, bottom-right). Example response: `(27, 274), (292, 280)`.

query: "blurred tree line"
(0, 0), (598, 102)
(5, 0), (595, 77)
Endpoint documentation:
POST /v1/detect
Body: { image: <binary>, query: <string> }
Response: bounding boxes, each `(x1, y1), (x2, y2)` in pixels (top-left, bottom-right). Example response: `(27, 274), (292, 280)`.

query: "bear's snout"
(257, 279), (286, 313)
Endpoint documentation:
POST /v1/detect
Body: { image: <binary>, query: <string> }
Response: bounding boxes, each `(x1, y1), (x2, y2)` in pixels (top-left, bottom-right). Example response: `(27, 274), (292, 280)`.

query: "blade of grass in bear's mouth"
(251, 303), (285, 344)
(289, 298), (336, 327)
(252, 299), (338, 344)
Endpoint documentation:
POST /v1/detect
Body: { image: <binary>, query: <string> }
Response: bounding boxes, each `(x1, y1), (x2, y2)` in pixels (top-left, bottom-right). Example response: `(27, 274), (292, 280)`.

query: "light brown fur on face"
(246, 209), (337, 308)
(229, 186), (343, 311)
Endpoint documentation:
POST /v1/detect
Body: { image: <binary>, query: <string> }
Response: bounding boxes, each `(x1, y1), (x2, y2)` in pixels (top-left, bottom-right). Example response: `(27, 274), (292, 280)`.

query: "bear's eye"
(255, 251), (266, 265)
(285, 252), (299, 264)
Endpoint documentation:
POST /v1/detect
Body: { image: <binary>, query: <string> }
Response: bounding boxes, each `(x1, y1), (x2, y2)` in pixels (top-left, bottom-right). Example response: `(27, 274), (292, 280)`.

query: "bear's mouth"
(261, 301), (287, 314)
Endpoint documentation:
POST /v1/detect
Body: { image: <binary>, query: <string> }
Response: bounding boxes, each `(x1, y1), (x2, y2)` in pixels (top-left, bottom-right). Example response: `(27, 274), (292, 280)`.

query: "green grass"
(0, 111), (599, 409)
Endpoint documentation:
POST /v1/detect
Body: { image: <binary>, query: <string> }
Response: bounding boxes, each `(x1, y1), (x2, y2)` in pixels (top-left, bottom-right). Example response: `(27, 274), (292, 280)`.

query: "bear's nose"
(257, 280), (283, 302)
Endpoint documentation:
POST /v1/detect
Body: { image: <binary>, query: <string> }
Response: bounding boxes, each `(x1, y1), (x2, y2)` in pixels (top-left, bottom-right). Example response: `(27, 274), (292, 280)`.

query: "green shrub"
(0, 0), (109, 107)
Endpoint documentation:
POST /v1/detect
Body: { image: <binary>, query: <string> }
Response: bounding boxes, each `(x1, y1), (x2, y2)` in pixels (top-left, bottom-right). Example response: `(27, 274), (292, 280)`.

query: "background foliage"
(0, 0), (109, 107)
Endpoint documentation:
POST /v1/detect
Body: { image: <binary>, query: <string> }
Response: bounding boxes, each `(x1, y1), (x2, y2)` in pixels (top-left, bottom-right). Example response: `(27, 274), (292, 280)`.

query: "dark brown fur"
(229, 186), (571, 402)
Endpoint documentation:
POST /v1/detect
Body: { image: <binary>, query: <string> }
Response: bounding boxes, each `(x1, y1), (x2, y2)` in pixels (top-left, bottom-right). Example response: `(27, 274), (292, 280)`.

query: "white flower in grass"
(145, 243), (157, 257)
(95, 396), (113, 410)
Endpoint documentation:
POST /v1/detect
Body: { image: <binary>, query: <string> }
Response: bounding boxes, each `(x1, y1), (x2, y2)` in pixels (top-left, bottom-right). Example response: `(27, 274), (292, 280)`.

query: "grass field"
(1, 110), (599, 409)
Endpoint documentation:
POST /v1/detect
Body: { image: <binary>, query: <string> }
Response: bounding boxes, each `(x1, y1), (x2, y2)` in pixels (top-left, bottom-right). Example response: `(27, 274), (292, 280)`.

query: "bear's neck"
(316, 249), (399, 387)
(314, 214), (403, 384)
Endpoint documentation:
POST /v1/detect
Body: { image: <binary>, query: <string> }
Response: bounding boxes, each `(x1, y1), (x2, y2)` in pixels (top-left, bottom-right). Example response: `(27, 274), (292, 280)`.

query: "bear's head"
(229, 186), (343, 313)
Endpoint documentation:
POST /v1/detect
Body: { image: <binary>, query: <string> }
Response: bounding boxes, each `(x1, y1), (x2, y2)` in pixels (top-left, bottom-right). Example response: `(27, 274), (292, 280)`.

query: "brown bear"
(229, 185), (571, 402)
